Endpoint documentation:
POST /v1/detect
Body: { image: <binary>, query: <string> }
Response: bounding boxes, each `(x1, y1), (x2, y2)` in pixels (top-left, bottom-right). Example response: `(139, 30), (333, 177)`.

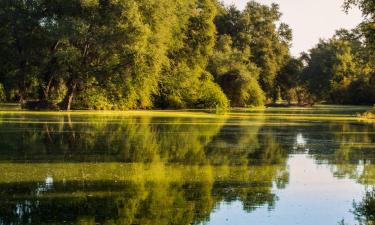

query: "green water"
(0, 105), (374, 225)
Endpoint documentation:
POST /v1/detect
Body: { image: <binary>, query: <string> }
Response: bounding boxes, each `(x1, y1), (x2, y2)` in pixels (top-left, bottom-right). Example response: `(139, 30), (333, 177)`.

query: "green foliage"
(302, 39), (359, 103)
(73, 86), (112, 110)
(344, 0), (375, 71)
(197, 78), (229, 109)
(301, 26), (375, 105)
(0, 0), (295, 110)
(0, 84), (5, 102)
(157, 0), (229, 109)
(214, 2), (291, 101)
(275, 57), (313, 105)
(345, 0), (375, 17)
(1, 0), (375, 110)
(208, 35), (265, 107)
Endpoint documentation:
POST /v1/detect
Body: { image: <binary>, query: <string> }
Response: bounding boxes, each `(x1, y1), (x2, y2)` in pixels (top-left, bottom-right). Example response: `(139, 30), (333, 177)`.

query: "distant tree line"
(277, 0), (375, 106)
(0, 0), (373, 110)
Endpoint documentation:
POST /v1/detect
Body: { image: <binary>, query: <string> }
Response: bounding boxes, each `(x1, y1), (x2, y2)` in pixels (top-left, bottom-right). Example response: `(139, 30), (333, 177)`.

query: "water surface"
(0, 105), (374, 225)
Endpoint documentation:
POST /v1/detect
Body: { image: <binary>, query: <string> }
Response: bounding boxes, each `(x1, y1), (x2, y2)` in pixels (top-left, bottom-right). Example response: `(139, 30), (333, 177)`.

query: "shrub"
(164, 95), (186, 109)
(242, 77), (266, 107)
(359, 105), (375, 119)
(73, 87), (112, 110)
(196, 81), (229, 110)
(219, 69), (265, 107)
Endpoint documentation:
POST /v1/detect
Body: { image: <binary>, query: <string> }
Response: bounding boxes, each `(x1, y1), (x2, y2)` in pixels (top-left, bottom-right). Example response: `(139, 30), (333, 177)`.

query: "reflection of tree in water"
(310, 122), (375, 165)
(340, 189), (375, 225)
(0, 113), (291, 224)
(153, 117), (226, 164)
(0, 164), (288, 225)
(0, 115), (225, 163)
(283, 121), (375, 182)
(213, 167), (288, 212)
(0, 114), (291, 167)
(352, 189), (375, 225)
(0, 181), (212, 225)
(205, 118), (262, 166)
(249, 133), (289, 166)
(200, 118), (290, 211)
(205, 118), (289, 166)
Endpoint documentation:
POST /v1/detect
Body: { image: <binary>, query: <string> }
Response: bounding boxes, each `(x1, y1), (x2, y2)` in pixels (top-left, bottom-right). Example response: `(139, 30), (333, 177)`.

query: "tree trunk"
(19, 95), (26, 107)
(39, 76), (54, 102)
(60, 80), (77, 110)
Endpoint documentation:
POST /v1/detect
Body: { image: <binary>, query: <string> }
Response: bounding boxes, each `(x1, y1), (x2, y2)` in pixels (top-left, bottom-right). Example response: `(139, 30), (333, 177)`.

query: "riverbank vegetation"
(359, 105), (375, 119)
(0, 0), (373, 110)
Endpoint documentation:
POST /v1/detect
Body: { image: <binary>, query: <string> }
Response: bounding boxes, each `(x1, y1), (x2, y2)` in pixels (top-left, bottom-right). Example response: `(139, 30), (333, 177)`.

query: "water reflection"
(0, 109), (374, 224)
(0, 164), (288, 225)
(295, 133), (306, 148)
(352, 189), (375, 225)
(339, 189), (375, 225)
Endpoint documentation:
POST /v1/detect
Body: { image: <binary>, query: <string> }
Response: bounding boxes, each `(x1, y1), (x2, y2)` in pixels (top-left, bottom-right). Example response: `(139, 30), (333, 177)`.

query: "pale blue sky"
(221, 0), (363, 56)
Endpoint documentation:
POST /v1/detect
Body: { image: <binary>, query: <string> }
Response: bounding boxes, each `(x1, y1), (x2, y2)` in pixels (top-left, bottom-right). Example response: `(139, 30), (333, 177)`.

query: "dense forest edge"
(0, 0), (374, 111)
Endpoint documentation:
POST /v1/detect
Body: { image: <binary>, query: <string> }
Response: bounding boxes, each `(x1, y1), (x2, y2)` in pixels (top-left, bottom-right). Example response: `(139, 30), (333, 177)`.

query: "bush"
(361, 111), (375, 119)
(164, 95), (186, 109)
(22, 100), (59, 111)
(346, 79), (375, 105)
(218, 68), (265, 107)
(358, 105), (375, 119)
(242, 78), (266, 107)
(73, 86), (112, 110)
(196, 81), (229, 110)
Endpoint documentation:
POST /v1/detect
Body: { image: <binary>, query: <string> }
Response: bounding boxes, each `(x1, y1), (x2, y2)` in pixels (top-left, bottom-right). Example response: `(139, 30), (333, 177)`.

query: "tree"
(0, 0), (49, 103)
(302, 39), (358, 103)
(0, 0), (297, 110)
(215, 1), (292, 101)
(208, 35), (264, 107)
(275, 57), (312, 105)
(344, 0), (375, 66)
(157, 0), (229, 109)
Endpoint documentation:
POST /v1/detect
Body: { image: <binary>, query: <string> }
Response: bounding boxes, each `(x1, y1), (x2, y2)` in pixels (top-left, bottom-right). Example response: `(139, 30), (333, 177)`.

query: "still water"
(0, 105), (374, 225)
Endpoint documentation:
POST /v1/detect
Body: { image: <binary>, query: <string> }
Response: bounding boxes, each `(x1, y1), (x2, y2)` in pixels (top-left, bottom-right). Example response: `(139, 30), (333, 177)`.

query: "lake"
(0, 105), (374, 225)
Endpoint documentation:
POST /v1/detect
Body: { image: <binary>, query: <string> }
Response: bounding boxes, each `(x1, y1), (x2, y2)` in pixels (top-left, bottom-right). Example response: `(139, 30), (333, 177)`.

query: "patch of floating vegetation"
(0, 103), (372, 122)
(358, 106), (375, 120)
(0, 163), (285, 184)
(359, 112), (375, 120)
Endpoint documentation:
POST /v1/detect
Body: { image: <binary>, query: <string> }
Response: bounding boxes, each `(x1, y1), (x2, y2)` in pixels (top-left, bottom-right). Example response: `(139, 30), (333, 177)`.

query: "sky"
(221, 0), (363, 56)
